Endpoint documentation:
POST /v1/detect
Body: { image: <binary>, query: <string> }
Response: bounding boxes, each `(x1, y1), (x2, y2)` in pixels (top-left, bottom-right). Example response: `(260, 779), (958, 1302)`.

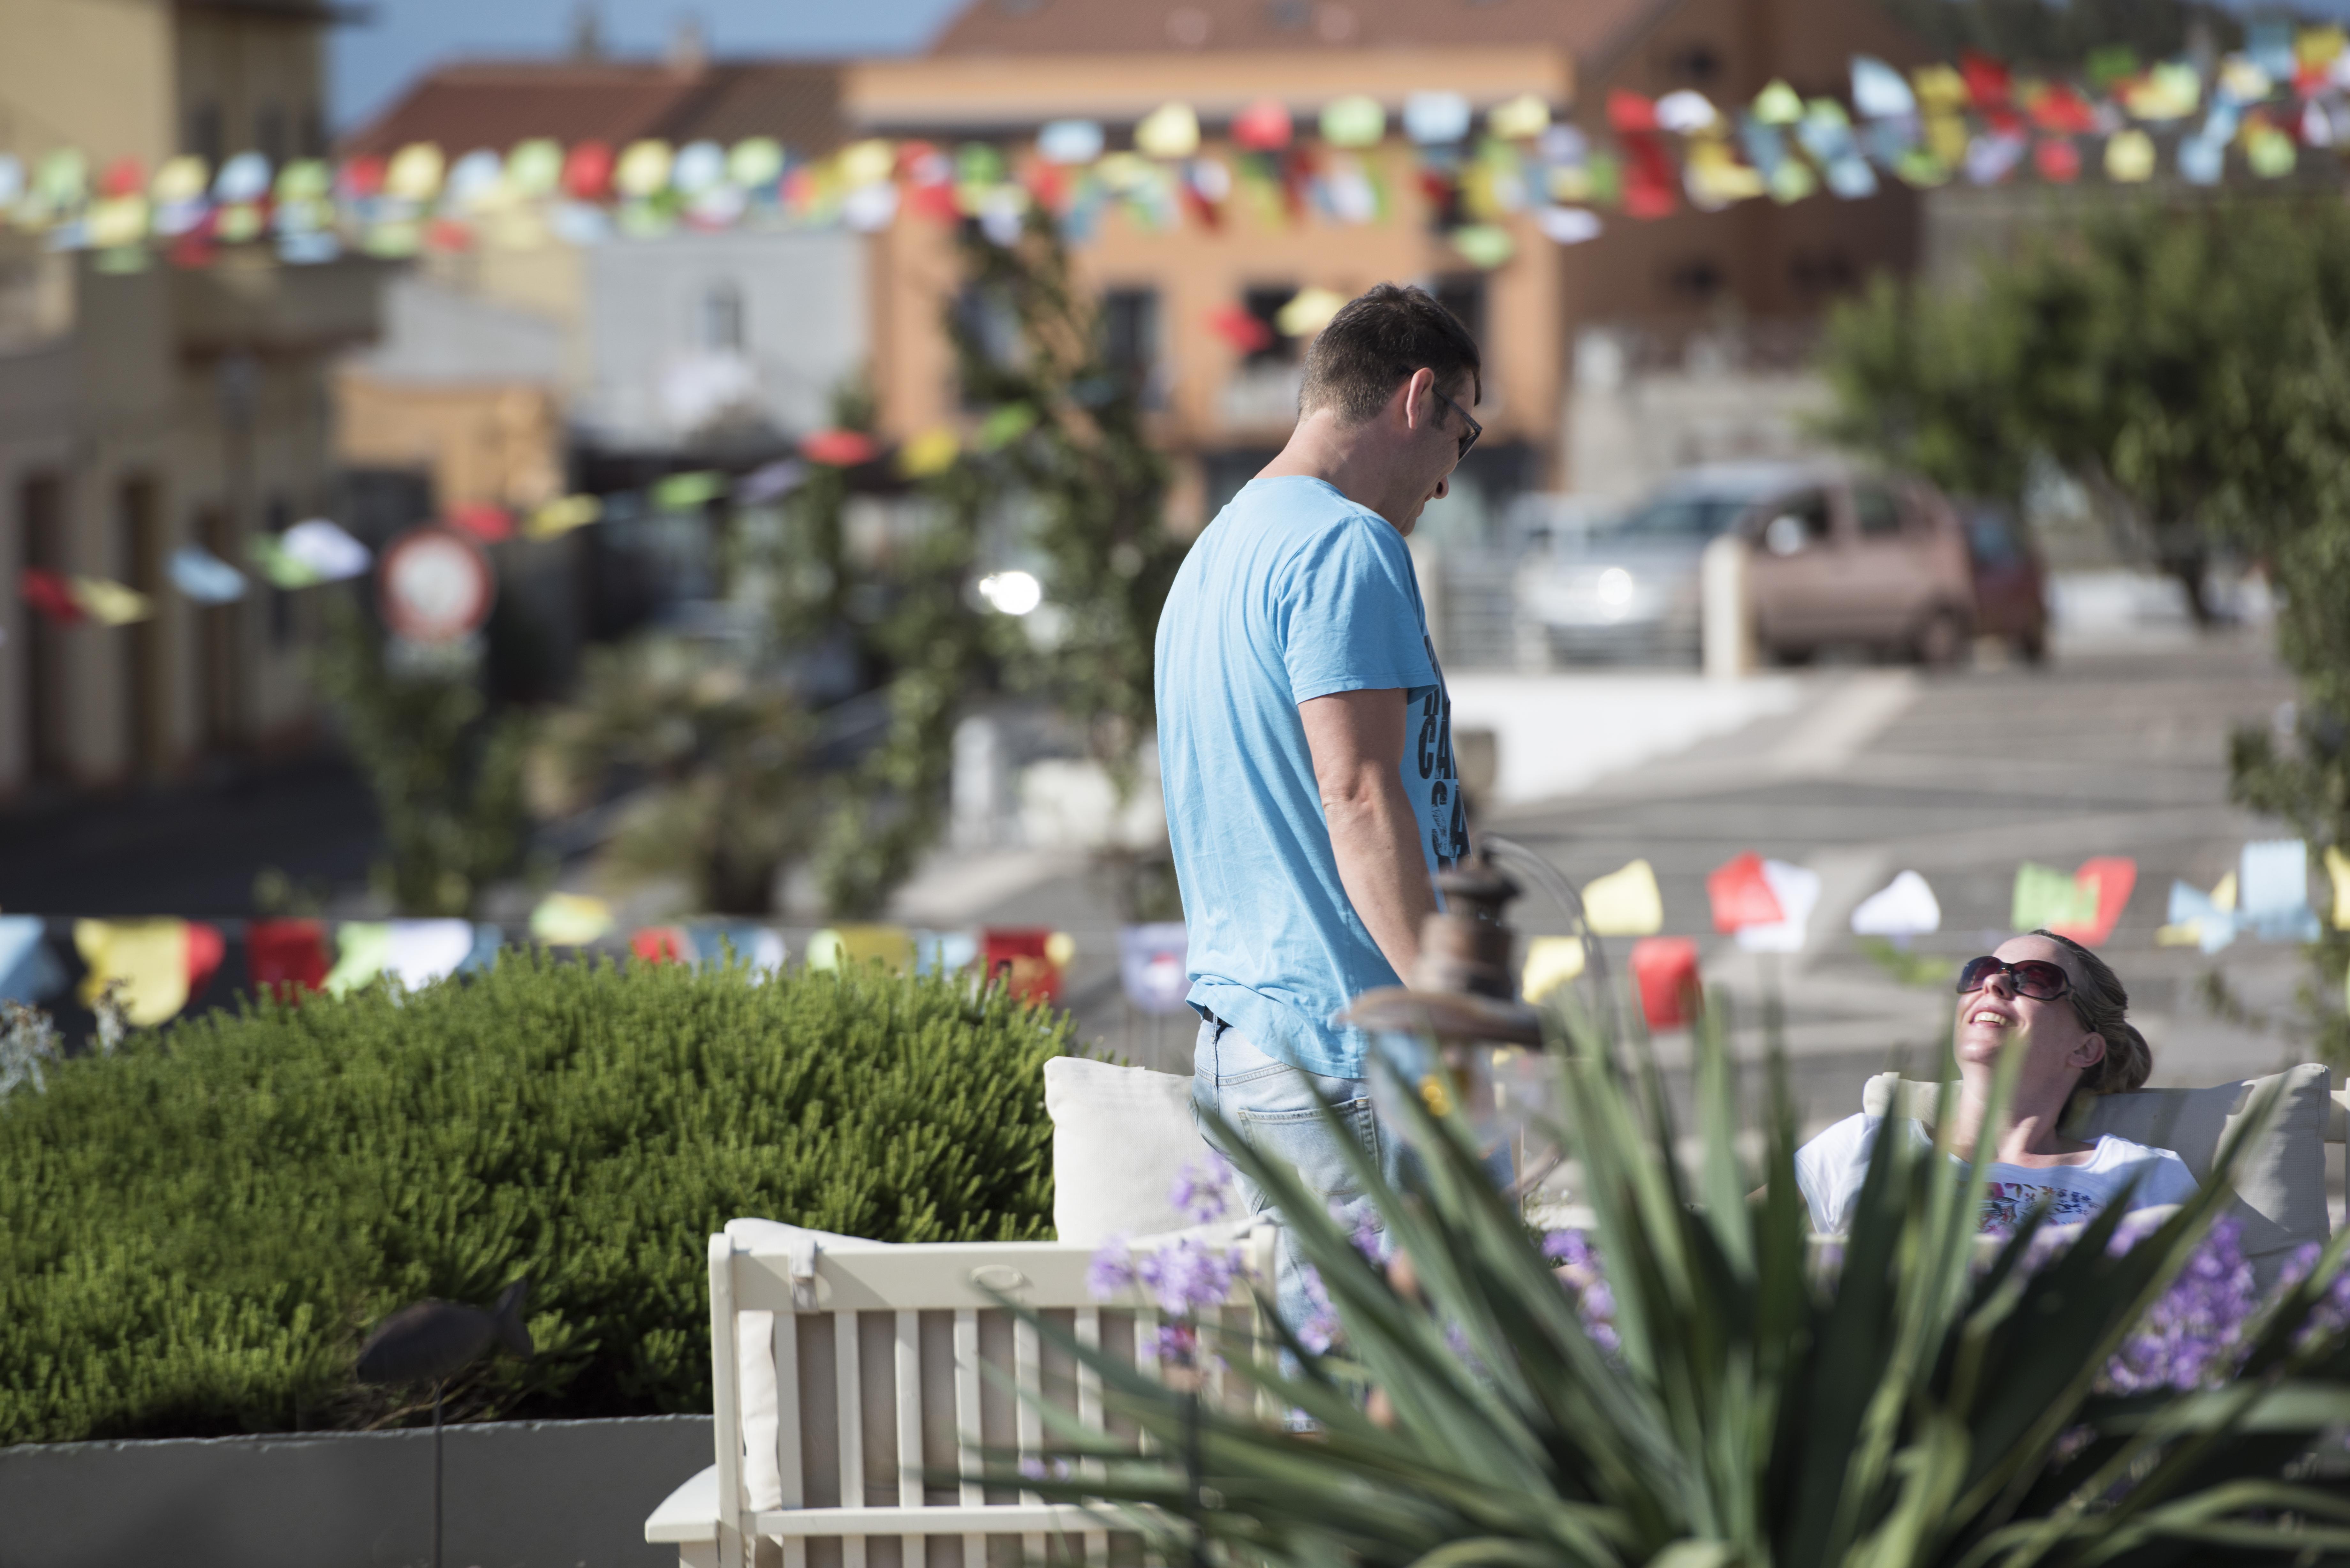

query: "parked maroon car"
(1958, 500), (2050, 663)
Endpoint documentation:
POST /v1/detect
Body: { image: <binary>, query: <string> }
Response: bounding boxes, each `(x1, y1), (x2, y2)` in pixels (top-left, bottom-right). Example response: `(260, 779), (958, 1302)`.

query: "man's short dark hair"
(1296, 283), (1482, 426)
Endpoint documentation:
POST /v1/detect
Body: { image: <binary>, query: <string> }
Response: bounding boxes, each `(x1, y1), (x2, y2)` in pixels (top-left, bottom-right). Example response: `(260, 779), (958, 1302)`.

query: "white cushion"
(1044, 1055), (1236, 1245)
(720, 1220), (883, 1512)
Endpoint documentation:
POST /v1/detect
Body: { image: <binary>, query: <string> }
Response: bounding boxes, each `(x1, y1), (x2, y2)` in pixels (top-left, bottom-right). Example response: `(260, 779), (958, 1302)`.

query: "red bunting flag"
(2029, 83), (2100, 134)
(562, 142), (614, 200)
(1621, 133), (1679, 218)
(1961, 51), (2013, 107)
(447, 502), (515, 543)
(339, 154), (385, 199)
(19, 568), (83, 624)
(2057, 856), (2137, 946)
(1607, 90), (1659, 133)
(2034, 137), (2082, 182)
(1708, 851), (1786, 933)
(982, 927), (1065, 1005)
(801, 429), (878, 467)
(248, 919), (329, 998)
(186, 922), (226, 997)
(1233, 99), (1294, 152)
(1631, 937), (1702, 1029)
(1206, 303), (1275, 353)
(631, 926), (690, 964)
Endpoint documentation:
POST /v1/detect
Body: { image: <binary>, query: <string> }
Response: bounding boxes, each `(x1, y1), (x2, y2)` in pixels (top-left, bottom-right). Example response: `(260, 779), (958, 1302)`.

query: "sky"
(330, 0), (971, 131)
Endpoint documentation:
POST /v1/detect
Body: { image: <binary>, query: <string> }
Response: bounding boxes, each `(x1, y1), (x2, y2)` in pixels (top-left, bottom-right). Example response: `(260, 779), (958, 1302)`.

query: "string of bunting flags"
(8, 428), (1093, 629)
(6, 838), (2342, 1038)
(1520, 838), (2349, 1031)
(10, 461), (822, 630)
(0, 902), (1112, 1032)
(10, 26), (2350, 278)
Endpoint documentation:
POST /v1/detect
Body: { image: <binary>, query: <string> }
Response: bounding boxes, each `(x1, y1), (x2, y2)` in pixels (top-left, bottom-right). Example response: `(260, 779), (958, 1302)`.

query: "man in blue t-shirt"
(1156, 283), (1479, 1322)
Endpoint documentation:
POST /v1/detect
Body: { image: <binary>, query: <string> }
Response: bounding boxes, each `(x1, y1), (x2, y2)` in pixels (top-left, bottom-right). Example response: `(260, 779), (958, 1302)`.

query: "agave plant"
(999, 1002), (2350, 1567)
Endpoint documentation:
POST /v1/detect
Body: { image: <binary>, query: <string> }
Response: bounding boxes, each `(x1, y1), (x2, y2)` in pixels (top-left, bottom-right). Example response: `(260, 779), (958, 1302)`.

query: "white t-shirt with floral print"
(1794, 1113), (2199, 1236)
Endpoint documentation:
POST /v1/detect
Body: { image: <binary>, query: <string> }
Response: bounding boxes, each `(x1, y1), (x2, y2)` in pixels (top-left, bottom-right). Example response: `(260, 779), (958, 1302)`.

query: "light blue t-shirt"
(1155, 476), (1463, 1078)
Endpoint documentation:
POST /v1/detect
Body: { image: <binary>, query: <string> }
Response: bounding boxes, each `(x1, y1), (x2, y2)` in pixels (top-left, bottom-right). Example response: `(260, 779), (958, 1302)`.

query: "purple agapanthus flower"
(1171, 1153), (1235, 1225)
(1088, 1239), (1135, 1300)
(2276, 1240), (2350, 1348)
(1136, 1234), (1241, 1318)
(2104, 1218), (2260, 1393)
(1542, 1229), (1594, 1268)
(1542, 1229), (1620, 1354)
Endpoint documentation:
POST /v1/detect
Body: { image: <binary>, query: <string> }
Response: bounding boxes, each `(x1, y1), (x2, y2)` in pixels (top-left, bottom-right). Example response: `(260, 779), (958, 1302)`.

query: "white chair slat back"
(703, 1229), (1272, 1566)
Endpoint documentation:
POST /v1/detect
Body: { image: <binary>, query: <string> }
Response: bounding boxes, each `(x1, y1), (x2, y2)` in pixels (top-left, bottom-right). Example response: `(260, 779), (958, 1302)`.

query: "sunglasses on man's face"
(1955, 955), (2074, 1002)
(1434, 388), (1482, 461)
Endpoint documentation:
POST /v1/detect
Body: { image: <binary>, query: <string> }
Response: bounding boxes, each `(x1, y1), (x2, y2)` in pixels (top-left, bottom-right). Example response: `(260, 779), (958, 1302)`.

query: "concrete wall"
(0, 1415), (714, 1568)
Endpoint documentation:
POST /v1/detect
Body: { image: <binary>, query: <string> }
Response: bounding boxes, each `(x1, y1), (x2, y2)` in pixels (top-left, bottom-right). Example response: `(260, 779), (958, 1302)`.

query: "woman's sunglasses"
(1955, 955), (2073, 1002)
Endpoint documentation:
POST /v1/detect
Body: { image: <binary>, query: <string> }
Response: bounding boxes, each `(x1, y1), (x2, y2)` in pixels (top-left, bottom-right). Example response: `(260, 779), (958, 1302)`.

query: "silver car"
(1515, 463), (1806, 665)
(1514, 459), (1982, 667)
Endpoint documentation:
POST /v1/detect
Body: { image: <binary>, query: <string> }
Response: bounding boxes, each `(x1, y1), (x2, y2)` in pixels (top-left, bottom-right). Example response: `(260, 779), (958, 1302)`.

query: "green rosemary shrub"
(0, 953), (1064, 1444)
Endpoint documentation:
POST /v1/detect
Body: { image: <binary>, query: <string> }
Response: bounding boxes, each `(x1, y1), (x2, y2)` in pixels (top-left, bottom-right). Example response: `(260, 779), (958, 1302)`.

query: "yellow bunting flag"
(1521, 935), (1588, 1001)
(71, 577), (153, 626)
(74, 918), (189, 1026)
(1582, 859), (1664, 937)
(530, 893), (613, 946)
(2326, 845), (2350, 929)
(1275, 287), (1347, 338)
(807, 925), (913, 972)
(1487, 93), (1551, 141)
(2105, 130), (2157, 183)
(1135, 103), (1201, 160)
(526, 494), (602, 539)
(898, 427), (961, 479)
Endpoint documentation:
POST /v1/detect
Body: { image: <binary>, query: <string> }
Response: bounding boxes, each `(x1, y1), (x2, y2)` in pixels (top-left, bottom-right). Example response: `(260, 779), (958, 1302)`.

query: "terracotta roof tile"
(930, 0), (1667, 60)
(340, 59), (849, 160)
(654, 64), (850, 154)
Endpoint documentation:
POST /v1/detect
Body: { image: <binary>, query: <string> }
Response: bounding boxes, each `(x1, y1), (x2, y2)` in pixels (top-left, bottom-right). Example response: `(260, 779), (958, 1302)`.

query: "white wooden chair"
(647, 1223), (1280, 1568)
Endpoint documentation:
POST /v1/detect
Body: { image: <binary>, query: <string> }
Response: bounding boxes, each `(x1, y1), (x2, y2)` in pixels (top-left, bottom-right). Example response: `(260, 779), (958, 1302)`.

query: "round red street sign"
(378, 525), (496, 644)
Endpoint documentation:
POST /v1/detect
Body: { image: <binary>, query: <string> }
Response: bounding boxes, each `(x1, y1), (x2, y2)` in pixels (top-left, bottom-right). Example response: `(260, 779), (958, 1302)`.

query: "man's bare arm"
(1300, 688), (1435, 983)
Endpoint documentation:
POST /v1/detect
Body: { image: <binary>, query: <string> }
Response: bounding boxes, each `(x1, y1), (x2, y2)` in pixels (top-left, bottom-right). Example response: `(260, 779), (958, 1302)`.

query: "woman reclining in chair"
(1794, 930), (2198, 1235)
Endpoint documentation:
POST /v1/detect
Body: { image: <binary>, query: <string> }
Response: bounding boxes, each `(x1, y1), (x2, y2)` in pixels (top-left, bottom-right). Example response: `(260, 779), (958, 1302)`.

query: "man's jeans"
(1190, 1016), (1408, 1338)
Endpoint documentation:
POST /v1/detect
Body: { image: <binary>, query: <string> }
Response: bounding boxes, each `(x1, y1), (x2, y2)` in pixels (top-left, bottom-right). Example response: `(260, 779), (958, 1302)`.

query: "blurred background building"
(0, 0), (383, 797)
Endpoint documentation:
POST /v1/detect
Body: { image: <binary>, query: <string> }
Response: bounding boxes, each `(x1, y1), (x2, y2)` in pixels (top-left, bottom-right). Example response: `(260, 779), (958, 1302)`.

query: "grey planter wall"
(0, 1414), (713, 1568)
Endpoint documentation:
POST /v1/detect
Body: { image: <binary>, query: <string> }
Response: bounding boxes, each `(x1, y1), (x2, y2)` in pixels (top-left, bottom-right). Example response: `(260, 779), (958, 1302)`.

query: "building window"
(699, 280), (745, 353)
(266, 495), (294, 648)
(955, 285), (1023, 368)
(1432, 275), (1487, 349)
(1665, 257), (1725, 304)
(257, 103), (288, 168)
(1664, 41), (1723, 84)
(1789, 250), (1857, 297)
(1101, 287), (1159, 388)
(1242, 285), (1298, 366)
(187, 101), (223, 169)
